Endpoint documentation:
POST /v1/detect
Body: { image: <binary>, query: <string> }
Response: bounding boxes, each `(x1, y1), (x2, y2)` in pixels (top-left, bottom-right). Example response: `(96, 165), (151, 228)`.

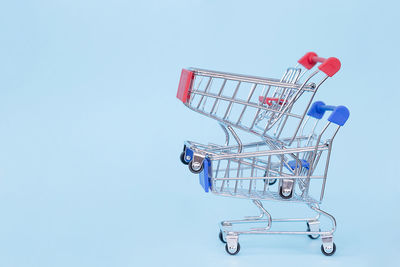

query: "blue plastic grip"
(288, 159), (310, 170)
(307, 101), (350, 126)
(199, 158), (211, 193)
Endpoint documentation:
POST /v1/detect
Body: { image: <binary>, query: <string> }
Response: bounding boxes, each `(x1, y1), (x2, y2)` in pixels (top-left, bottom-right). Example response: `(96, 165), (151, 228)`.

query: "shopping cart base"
(218, 200), (336, 256)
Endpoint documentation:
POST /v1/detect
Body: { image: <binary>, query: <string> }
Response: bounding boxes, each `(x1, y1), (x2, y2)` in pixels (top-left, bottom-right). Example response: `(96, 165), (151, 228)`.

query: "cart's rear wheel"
(263, 172), (277, 186)
(306, 222), (320, 239)
(219, 231), (226, 243)
(225, 242), (240, 255)
(321, 242), (336, 256)
(265, 178), (277, 185)
(180, 152), (189, 165)
(279, 186), (293, 199)
(189, 161), (203, 174)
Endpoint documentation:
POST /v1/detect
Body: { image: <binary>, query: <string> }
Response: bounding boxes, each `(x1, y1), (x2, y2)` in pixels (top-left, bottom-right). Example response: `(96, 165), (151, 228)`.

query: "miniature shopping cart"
(177, 52), (348, 256)
(177, 52), (341, 145)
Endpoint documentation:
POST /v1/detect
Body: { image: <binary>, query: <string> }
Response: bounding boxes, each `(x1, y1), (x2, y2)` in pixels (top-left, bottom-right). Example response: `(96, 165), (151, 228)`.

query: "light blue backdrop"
(0, 1), (399, 266)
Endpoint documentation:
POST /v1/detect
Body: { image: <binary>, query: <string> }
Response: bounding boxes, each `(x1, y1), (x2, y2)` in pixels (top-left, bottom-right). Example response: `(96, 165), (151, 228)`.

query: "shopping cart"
(177, 52), (341, 146)
(182, 101), (349, 256)
(177, 52), (348, 256)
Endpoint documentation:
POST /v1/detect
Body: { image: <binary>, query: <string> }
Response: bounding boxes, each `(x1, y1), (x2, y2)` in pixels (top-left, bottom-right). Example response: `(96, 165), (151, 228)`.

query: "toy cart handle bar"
(298, 52), (341, 77)
(307, 101), (349, 126)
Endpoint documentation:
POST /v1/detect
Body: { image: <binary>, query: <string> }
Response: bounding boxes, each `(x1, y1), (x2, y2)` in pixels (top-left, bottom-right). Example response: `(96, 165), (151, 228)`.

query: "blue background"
(0, 1), (399, 266)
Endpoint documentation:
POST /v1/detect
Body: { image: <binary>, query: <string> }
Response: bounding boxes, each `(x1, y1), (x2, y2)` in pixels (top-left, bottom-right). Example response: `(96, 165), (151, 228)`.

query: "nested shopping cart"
(177, 52), (349, 256)
(177, 52), (341, 148)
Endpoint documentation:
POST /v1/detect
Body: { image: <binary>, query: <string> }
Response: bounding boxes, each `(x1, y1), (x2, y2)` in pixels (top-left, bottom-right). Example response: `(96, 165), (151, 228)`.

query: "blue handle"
(307, 101), (350, 126)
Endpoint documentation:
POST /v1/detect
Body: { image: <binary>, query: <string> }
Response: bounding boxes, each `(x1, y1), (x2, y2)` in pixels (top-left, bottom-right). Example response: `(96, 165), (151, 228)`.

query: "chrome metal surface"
(218, 201), (335, 238)
(180, 55), (345, 255)
(191, 153), (205, 171)
(184, 65), (330, 142)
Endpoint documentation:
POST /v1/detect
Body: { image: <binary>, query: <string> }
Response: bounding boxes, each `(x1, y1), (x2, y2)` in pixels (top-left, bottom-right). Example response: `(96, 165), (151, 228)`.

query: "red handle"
(312, 56), (326, 63)
(298, 52), (341, 77)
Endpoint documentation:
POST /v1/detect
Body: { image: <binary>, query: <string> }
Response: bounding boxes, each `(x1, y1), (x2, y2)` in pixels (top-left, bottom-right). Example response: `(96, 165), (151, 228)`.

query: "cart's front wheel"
(321, 242), (336, 256)
(180, 152), (189, 165)
(219, 231), (226, 243)
(225, 242), (240, 255)
(189, 161), (204, 174)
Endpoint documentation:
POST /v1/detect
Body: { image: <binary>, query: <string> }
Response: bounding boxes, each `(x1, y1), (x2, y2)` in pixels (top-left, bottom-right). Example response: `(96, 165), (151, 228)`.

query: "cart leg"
(218, 123), (230, 146)
(250, 200), (272, 230)
(219, 200), (272, 230)
(309, 204), (336, 234)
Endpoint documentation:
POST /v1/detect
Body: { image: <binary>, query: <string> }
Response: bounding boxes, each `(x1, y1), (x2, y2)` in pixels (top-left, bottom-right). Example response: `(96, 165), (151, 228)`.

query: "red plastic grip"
(312, 56), (326, 63)
(298, 52), (341, 77)
(318, 57), (341, 77)
(298, 52), (319, 70)
(177, 69), (194, 103)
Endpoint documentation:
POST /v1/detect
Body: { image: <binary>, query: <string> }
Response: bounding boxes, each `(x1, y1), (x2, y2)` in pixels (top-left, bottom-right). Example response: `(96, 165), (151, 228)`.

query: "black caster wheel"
(189, 161), (204, 174)
(279, 186), (293, 199)
(263, 172), (277, 185)
(180, 152), (189, 165)
(219, 231), (226, 243)
(321, 242), (336, 256)
(266, 178), (277, 185)
(306, 222), (320, 239)
(225, 242), (240, 255)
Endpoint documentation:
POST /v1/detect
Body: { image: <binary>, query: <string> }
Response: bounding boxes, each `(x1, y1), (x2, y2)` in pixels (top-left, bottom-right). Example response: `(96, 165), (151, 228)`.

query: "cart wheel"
(219, 231), (226, 243)
(189, 161), (204, 174)
(268, 178), (277, 185)
(180, 152), (189, 165)
(225, 242), (240, 255)
(306, 222), (320, 239)
(263, 178), (277, 186)
(263, 172), (277, 185)
(321, 242), (336, 256)
(279, 186), (293, 199)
